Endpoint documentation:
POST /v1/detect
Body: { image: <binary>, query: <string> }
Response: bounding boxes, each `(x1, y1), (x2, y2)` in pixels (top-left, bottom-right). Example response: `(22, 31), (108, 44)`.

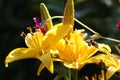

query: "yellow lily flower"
(53, 29), (98, 69)
(5, 0), (74, 76)
(87, 54), (120, 79)
(42, 0), (74, 51)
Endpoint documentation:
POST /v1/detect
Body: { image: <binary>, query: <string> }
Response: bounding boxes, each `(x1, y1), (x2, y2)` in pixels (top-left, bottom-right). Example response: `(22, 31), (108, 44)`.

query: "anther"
(86, 39), (98, 47)
(27, 27), (33, 34)
(115, 44), (120, 53)
(85, 76), (89, 80)
(20, 32), (26, 38)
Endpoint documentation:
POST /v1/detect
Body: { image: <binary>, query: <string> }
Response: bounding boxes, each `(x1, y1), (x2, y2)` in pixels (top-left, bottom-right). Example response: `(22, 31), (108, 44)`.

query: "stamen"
(20, 31), (26, 38)
(115, 44), (120, 53)
(93, 74), (97, 79)
(86, 39), (98, 48)
(85, 76), (89, 80)
(27, 27), (33, 34)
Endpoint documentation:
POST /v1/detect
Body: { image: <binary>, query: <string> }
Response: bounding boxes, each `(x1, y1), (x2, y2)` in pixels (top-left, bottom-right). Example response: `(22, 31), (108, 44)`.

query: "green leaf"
(54, 73), (64, 80)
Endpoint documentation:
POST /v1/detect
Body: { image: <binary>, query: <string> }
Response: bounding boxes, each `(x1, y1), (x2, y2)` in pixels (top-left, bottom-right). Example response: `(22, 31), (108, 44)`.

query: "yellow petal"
(78, 42), (98, 62)
(37, 63), (45, 76)
(98, 44), (111, 54)
(42, 0), (74, 51)
(25, 30), (43, 51)
(63, 0), (74, 26)
(53, 39), (66, 52)
(106, 66), (118, 80)
(37, 53), (54, 73)
(64, 61), (85, 69)
(40, 3), (53, 30)
(85, 54), (120, 79)
(42, 23), (72, 52)
(86, 54), (113, 65)
(5, 48), (39, 67)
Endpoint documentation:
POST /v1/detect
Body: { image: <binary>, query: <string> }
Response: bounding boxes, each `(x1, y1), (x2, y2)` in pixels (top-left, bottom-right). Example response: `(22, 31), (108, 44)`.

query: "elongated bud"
(62, 0), (74, 26)
(40, 3), (53, 30)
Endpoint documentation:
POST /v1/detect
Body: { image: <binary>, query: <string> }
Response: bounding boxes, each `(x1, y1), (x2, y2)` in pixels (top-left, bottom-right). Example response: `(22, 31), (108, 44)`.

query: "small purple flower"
(33, 17), (41, 29)
(116, 21), (120, 29)
(33, 17), (47, 34)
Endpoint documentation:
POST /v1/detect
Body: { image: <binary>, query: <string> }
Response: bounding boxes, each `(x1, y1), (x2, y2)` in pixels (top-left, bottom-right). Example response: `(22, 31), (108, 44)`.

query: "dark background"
(0, 0), (120, 80)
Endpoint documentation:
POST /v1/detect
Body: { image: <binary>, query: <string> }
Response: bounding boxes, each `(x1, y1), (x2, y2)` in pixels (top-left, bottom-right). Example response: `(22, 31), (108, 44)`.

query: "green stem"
(45, 16), (98, 34)
(74, 17), (120, 43)
(74, 18), (98, 34)
(75, 70), (78, 80)
(68, 68), (71, 80)
(44, 16), (120, 43)
(101, 36), (120, 43)
(74, 18), (120, 43)
(60, 63), (68, 80)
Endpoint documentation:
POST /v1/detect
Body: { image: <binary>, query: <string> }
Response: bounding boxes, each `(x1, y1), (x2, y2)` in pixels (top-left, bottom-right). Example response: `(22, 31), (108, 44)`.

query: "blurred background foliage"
(1, 0), (120, 80)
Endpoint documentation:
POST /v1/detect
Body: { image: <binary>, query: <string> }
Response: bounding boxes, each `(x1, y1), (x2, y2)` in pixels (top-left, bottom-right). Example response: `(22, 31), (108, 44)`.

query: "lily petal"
(25, 30), (43, 51)
(37, 53), (54, 73)
(85, 54), (120, 79)
(40, 3), (53, 30)
(98, 44), (111, 54)
(42, 23), (72, 52)
(37, 63), (45, 76)
(42, 0), (74, 51)
(5, 48), (39, 67)
(85, 54), (113, 65)
(106, 66), (119, 80)
(79, 45), (98, 62)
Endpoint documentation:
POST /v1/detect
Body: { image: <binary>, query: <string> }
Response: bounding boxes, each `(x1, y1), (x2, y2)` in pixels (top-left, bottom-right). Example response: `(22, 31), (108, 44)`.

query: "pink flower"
(33, 17), (46, 34)
(116, 21), (120, 29)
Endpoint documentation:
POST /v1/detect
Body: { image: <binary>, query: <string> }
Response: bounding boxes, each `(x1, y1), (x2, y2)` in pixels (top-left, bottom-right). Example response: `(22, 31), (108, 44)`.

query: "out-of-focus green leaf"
(75, 0), (86, 4)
